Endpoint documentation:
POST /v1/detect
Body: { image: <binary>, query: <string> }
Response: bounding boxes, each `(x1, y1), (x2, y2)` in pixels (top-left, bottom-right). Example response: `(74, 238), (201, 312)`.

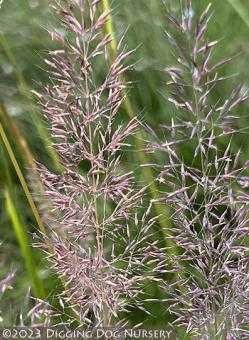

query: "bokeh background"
(0, 0), (249, 328)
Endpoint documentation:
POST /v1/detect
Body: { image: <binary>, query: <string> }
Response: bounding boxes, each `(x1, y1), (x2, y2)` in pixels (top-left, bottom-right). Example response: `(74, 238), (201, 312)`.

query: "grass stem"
(0, 123), (46, 235)
(102, 0), (175, 252)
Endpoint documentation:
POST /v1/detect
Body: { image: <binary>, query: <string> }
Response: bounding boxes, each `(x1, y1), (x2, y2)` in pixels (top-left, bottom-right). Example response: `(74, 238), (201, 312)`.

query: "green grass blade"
(226, 0), (249, 28)
(0, 123), (46, 235)
(102, 0), (117, 61)
(5, 189), (45, 299)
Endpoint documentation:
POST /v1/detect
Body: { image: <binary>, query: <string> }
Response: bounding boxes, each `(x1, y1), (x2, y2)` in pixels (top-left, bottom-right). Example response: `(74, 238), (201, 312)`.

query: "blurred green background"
(0, 0), (249, 328)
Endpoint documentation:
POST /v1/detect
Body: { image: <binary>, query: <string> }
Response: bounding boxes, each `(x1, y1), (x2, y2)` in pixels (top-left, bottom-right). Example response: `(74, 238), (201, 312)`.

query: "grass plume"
(34, 0), (162, 328)
(148, 1), (249, 337)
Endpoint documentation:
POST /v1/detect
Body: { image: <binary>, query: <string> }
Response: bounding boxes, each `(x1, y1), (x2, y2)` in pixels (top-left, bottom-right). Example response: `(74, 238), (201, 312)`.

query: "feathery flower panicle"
(35, 0), (158, 328)
(148, 2), (249, 338)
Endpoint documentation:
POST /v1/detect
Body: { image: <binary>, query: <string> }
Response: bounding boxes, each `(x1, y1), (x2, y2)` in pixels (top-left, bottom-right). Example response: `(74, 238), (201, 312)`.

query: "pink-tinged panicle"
(148, 2), (249, 338)
(34, 0), (159, 328)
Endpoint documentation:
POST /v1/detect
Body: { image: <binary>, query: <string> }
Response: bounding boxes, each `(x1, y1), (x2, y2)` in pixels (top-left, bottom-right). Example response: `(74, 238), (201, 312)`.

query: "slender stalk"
(88, 110), (109, 327)
(101, 0), (175, 252)
(102, 0), (117, 62)
(0, 123), (46, 235)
